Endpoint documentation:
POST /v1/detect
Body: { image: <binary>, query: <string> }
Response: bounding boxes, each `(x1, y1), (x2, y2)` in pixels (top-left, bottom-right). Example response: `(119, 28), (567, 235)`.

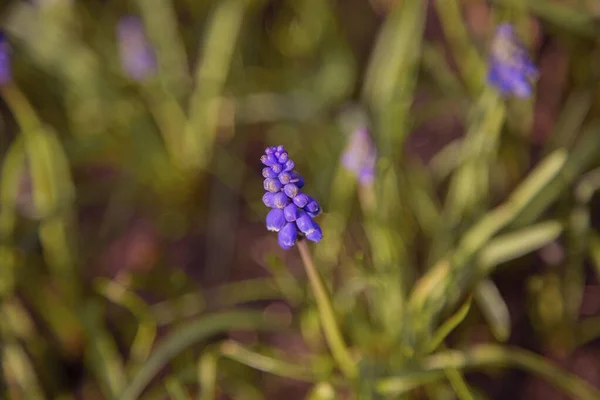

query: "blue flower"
(262, 145), (323, 249)
(117, 16), (157, 82)
(0, 33), (11, 85)
(341, 127), (376, 185)
(488, 23), (538, 98)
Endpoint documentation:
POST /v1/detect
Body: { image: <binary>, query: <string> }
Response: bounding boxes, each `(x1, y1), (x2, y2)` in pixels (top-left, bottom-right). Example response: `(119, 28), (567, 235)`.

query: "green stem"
(297, 240), (357, 379)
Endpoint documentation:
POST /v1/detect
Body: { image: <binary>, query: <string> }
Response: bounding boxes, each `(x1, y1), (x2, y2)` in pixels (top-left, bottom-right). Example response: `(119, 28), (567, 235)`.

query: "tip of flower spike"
(117, 15), (156, 81)
(487, 23), (537, 99)
(341, 127), (377, 183)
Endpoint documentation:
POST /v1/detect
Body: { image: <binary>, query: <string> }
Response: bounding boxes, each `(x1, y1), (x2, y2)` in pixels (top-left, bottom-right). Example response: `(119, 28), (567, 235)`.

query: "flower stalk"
(297, 240), (357, 379)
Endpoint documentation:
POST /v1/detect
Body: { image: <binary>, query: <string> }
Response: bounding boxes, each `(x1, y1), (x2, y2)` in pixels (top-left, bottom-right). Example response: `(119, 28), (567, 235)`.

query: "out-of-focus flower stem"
(357, 181), (376, 214)
(297, 240), (357, 379)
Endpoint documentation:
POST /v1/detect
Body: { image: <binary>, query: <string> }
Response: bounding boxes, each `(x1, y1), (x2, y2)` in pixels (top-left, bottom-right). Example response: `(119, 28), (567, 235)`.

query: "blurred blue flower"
(116, 16), (157, 81)
(0, 33), (11, 85)
(341, 127), (376, 184)
(488, 23), (538, 98)
(261, 145), (323, 250)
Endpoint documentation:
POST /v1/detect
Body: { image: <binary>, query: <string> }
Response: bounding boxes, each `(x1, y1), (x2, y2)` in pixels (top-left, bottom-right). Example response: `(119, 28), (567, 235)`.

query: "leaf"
(219, 340), (313, 382)
(198, 349), (218, 400)
(305, 382), (336, 400)
(81, 300), (127, 400)
(94, 278), (157, 367)
(478, 220), (563, 274)
(164, 377), (190, 400)
(427, 297), (472, 354)
(377, 345), (600, 399)
(474, 280), (511, 342)
(0, 136), (25, 239)
(120, 310), (285, 400)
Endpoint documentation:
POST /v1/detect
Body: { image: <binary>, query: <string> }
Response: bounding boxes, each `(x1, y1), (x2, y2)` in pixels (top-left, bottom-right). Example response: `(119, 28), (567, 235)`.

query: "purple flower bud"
(117, 16), (157, 81)
(262, 192), (276, 208)
(266, 209), (286, 232)
(278, 153), (289, 163)
(296, 176), (305, 188)
(264, 178), (282, 193)
(305, 225), (323, 242)
(265, 147), (276, 155)
(278, 223), (297, 249)
(278, 172), (293, 184)
(284, 203), (299, 222)
(296, 211), (316, 234)
(271, 163), (283, 174)
(284, 160), (295, 172)
(262, 167), (278, 179)
(292, 194), (309, 208)
(276, 145), (285, 152)
(284, 184), (299, 198)
(305, 199), (321, 216)
(273, 192), (290, 209)
(261, 154), (278, 167)
(289, 170), (301, 182)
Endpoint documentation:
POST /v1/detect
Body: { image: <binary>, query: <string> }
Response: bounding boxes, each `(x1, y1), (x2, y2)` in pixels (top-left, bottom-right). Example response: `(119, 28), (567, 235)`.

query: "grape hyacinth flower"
(116, 16), (157, 81)
(0, 33), (11, 85)
(341, 127), (376, 185)
(262, 145), (323, 250)
(488, 23), (538, 98)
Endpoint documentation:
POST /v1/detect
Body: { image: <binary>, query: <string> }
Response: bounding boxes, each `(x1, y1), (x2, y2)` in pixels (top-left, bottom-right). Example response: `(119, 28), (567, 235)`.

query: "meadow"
(2, 0), (600, 399)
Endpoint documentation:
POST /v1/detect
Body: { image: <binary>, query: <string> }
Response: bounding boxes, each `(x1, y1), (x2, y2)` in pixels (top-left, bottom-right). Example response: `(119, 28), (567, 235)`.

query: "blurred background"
(3, 0), (600, 399)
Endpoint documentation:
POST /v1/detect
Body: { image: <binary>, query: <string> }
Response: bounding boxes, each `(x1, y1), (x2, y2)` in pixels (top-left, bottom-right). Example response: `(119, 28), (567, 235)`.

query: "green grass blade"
(183, 0), (248, 171)
(164, 377), (190, 400)
(220, 340), (314, 382)
(120, 310), (286, 400)
(478, 220), (563, 274)
(198, 349), (219, 400)
(378, 345), (600, 399)
(474, 280), (511, 342)
(426, 297), (472, 354)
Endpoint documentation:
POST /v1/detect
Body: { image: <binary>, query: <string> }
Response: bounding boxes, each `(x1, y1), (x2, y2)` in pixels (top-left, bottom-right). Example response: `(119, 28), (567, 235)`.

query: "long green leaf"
(378, 345), (600, 399)
(120, 310), (285, 400)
